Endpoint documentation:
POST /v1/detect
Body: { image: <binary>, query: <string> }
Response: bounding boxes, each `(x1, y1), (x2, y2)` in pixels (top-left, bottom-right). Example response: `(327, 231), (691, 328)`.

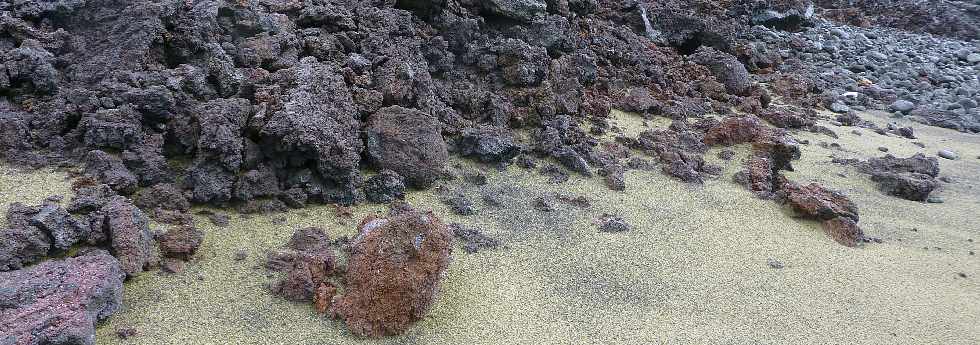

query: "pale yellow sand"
(1, 110), (977, 344)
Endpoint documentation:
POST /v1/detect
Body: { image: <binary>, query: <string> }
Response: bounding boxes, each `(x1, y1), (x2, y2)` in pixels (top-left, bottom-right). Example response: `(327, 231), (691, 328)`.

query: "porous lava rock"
(157, 226), (204, 260)
(862, 154), (940, 202)
(0, 250), (125, 345)
(366, 106), (449, 188)
(780, 180), (865, 246)
(102, 196), (155, 277)
(330, 203), (452, 337)
(267, 227), (336, 304)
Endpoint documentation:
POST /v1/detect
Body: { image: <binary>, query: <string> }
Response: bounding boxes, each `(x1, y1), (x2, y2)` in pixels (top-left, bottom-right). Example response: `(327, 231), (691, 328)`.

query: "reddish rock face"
(330, 205), (452, 337)
(781, 181), (860, 222)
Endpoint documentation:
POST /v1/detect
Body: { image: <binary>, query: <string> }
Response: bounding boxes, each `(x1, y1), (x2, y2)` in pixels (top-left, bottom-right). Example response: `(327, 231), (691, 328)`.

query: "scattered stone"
(859, 154), (941, 202)
(532, 196), (555, 212)
(115, 327), (138, 340)
(877, 147), (888, 152)
(456, 126), (522, 163)
(767, 258), (784, 269)
(157, 226), (205, 260)
(938, 150), (959, 160)
(234, 250), (248, 261)
(890, 100), (915, 113)
(598, 214), (630, 233)
(444, 193), (476, 216)
(926, 196), (945, 204)
(268, 227), (335, 303)
(449, 223), (500, 254)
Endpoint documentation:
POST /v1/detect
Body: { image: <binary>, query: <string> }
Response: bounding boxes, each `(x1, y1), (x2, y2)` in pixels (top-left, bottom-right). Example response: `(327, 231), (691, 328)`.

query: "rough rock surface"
(267, 227), (335, 304)
(102, 197), (155, 277)
(366, 106), (449, 188)
(862, 154), (941, 201)
(330, 204), (452, 337)
(0, 250), (125, 345)
(157, 226), (204, 260)
(363, 170), (407, 204)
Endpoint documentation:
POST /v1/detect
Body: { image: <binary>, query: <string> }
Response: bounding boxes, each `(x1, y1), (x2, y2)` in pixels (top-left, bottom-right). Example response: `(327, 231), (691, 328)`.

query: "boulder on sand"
(0, 250), (125, 345)
(330, 203), (452, 337)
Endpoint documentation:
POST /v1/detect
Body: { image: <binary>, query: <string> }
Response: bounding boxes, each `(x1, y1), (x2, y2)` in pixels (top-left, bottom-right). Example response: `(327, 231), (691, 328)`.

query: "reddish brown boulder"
(822, 217), (865, 247)
(267, 228), (336, 303)
(157, 226), (204, 260)
(780, 181), (860, 222)
(330, 204), (452, 337)
(102, 196), (155, 278)
(703, 116), (770, 146)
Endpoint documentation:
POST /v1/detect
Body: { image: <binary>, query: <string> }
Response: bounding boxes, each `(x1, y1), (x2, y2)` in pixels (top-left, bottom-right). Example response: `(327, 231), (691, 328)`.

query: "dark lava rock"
(692, 47), (751, 96)
(449, 223), (500, 254)
(330, 204), (452, 337)
(187, 98), (250, 204)
(30, 204), (89, 251)
(456, 126), (522, 163)
(267, 227), (335, 306)
(862, 154), (940, 201)
(259, 59), (362, 203)
(0, 250), (124, 345)
(363, 170), (407, 204)
(134, 183), (190, 212)
(366, 106), (448, 188)
(157, 226), (204, 260)
(67, 184), (115, 214)
(102, 196), (155, 277)
(83, 150), (138, 195)
(480, 0), (547, 22)
(598, 214), (630, 233)
(444, 193), (476, 216)
(0, 225), (51, 272)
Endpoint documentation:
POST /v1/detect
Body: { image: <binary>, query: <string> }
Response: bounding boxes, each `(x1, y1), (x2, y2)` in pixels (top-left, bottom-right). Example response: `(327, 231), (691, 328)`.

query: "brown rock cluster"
(703, 115), (864, 246)
(267, 203), (452, 337)
(330, 204), (453, 337)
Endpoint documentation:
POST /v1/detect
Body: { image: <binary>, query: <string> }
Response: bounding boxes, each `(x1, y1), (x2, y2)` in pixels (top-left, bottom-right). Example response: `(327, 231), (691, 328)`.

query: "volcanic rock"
(366, 106), (448, 188)
(0, 250), (124, 345)
(330, 204), (452, 337)
(102, 196), (155, 277)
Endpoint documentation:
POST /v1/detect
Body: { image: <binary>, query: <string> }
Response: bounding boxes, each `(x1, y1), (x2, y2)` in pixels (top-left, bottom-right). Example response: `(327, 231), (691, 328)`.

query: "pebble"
(938, 150), (959, 160)
(891, 100), (915, 112)
(877, 147), (889, 152)
(926, 196), (945, 204)
(830, 101), (850, 113)
(767, 258), (785, 269)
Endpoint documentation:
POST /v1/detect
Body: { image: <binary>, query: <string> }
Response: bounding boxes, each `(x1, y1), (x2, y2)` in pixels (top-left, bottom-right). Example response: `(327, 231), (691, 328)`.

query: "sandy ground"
(1, 110), (977, 344)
